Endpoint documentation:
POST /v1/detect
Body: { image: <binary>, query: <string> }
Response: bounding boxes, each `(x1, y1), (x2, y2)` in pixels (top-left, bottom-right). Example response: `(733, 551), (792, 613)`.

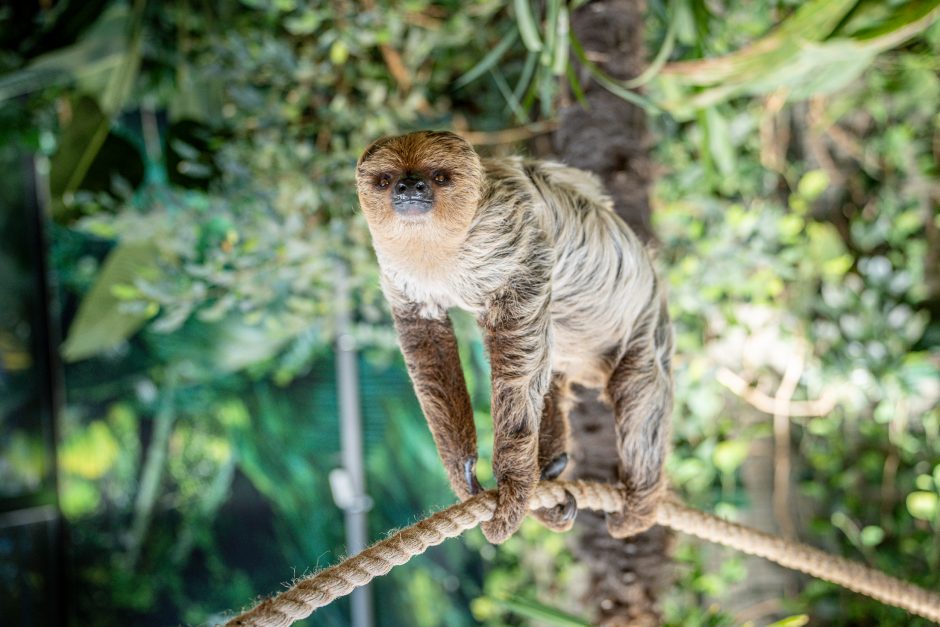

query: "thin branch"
(716, 367), (836, 417)
(124, 370), (178, 570)
(773, 351), (803, 539)
(806, 96), (845, 186)
(458, 121), (558, 146)
(759, 89), (789, 174)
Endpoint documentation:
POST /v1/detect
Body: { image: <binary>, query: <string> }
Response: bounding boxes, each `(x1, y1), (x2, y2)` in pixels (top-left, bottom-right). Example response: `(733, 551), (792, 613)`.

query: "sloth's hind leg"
(606, 297), (673, 539)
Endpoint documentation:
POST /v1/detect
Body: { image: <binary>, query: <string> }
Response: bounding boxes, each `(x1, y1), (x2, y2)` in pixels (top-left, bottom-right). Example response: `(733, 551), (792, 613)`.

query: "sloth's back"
(518, 159), (658, 387)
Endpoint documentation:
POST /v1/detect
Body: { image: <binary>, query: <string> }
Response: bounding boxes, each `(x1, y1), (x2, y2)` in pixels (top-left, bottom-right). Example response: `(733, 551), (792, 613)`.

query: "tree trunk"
(553, 1), (673, 624)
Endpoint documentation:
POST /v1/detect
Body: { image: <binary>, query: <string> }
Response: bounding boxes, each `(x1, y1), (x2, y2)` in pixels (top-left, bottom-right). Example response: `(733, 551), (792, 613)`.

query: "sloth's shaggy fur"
(356, 131), (673, 543)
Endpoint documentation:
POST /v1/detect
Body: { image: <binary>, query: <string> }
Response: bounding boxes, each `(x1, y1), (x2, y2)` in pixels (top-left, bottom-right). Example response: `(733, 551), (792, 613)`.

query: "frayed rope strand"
(223, 480), (940, 626)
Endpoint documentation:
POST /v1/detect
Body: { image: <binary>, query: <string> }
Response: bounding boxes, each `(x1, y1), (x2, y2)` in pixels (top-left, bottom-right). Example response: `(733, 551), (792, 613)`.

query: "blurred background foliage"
(0, 0), (938, 625)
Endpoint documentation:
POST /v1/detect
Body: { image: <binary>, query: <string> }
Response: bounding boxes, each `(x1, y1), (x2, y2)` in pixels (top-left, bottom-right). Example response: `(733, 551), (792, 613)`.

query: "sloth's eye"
(377, 175), (391, 189)
(432, 172), (449, 184)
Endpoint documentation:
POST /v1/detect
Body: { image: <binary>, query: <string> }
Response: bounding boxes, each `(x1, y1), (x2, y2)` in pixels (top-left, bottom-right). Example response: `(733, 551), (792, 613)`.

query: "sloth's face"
(356, 131), (483, 236)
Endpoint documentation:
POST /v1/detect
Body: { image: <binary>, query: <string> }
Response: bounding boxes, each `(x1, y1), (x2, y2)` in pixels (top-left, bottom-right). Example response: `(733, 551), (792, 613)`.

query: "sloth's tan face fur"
(356, 131), (484, 253)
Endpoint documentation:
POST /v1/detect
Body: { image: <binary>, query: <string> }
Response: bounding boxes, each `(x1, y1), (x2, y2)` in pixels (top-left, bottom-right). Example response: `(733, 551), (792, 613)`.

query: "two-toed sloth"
(356, 130), (673, 544)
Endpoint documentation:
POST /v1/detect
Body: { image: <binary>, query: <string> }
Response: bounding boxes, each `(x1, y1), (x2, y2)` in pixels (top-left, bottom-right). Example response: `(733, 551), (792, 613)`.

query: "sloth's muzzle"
(393, 174), (433, 215)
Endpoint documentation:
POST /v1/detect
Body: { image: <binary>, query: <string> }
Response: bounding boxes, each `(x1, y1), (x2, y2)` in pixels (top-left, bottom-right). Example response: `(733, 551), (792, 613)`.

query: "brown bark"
(553, 0), (673, 624)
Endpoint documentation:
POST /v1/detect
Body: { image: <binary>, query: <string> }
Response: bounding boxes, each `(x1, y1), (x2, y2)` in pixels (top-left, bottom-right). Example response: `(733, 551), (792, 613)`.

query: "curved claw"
(540, 452), (568, 480)
(558, 490), (577, 522)
(464, 458), (483, 495)
(532, 489), (578, 532)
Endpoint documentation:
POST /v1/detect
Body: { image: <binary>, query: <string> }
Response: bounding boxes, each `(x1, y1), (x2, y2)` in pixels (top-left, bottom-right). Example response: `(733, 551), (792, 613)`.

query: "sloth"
(355, 130), (673, 544)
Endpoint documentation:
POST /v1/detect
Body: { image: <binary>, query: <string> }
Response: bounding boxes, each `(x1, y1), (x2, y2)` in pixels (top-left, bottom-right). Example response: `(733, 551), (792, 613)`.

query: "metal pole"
(333, 264), (373, 627)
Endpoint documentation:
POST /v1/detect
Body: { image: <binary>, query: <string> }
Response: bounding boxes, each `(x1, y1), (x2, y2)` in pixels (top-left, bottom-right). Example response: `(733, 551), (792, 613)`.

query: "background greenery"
(0, 0), (938, 625)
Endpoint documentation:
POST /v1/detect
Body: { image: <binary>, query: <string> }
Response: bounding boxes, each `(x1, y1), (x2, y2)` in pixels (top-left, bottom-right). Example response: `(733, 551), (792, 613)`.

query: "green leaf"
(109, 283), (141, 300)
(552, 5), (569, 76)
(704, 107), (735, 176)
(514, 0), (544, 52)
(542, 0), (560, 69)
(330, 40), (349, 65)
(841, 0), (940, 41)
(513, 50), (539, 105)
(284, 11), (321, 35)
(906, 491), (939, 521)
(92, 0), (145, 116)
(916, 474), (934, 491)
(569, 32), (660, 113)
(713, 440), (750, 475)
(805, 222), (848, 268)
(566, 62), (588, 108)
(766, 616), (810, 627)
(454, 30), (519, 89)
(493, 594), (590, 626)
(623, 10), (678, 88)
(489, 68), (527, 123)
(860, 525), (885, 546)
(655, 0), (940, 116)
(60, 421), (120, 479)
(797, 169), (830, 202)
(62, 240), (160, 362)
(0, 5), (133, 102)
(49, 95), (111, 204)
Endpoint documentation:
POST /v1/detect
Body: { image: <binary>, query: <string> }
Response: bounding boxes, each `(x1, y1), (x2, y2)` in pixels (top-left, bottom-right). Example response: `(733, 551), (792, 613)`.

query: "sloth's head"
(356, 131), (484, 242)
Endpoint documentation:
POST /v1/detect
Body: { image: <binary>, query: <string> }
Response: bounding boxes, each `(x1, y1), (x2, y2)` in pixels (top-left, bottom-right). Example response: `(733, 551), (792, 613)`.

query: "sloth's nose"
(395, 175), (429, 198)
(392, 174), (433, 215)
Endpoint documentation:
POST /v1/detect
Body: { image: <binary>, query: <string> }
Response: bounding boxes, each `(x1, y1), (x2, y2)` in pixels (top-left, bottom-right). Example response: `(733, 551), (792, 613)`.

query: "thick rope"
(224, 480), (940, 626)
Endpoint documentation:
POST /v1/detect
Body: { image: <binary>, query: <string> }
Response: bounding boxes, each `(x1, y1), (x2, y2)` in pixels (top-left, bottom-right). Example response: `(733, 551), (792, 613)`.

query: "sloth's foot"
(532, 489), (577, 532)
(605, 487), (659, 538)
(532, 452), (577, 531)
(480, 477), (535, 544)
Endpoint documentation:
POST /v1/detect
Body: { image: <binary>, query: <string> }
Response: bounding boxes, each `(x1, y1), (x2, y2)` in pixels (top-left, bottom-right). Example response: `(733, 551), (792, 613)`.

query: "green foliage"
(654, 8), (940, 624)
(2, 0), (520, 624)
(3, 0), (939, 624)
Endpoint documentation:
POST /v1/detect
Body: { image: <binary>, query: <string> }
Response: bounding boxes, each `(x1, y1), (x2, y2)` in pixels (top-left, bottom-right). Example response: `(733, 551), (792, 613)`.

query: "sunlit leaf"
(60, 421), (120, 479)
(797, 169), (830, 202)
(766, 615), (810, 627)
(656, 0), (940, 116)
(906, 491), (939, 521)
(62, 240), (160, 362)
(860, 525), (885, 546)
(713, 440), (750, 475)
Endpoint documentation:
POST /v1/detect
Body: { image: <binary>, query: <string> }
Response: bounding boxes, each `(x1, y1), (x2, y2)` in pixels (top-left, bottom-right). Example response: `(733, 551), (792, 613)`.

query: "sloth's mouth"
(393, 198), (433, 216)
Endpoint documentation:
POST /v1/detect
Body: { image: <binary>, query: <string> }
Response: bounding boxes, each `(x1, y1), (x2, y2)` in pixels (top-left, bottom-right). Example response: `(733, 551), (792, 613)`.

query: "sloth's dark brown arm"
(392, 304), (480, 501)
(478, 275), (553, 544)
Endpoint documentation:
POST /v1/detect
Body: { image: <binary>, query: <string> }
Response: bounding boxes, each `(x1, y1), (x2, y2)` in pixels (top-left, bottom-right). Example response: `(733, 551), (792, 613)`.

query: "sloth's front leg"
(531, 374), (577, 532)
(392, 305), (482, 503)
(479, 281), (552, 544)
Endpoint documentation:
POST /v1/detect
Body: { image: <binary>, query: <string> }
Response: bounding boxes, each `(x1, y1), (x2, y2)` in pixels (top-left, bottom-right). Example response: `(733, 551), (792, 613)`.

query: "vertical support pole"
(334, 264), (374, 627)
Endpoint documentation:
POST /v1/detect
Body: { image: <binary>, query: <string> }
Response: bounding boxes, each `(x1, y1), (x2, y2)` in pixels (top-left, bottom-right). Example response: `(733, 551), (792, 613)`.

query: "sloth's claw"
(540, 452), (568, 480)
(464, 458), (483, 496)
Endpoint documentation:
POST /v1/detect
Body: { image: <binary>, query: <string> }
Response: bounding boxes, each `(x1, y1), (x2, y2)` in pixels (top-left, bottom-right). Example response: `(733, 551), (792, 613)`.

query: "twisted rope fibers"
(224, 480), (940, 626)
